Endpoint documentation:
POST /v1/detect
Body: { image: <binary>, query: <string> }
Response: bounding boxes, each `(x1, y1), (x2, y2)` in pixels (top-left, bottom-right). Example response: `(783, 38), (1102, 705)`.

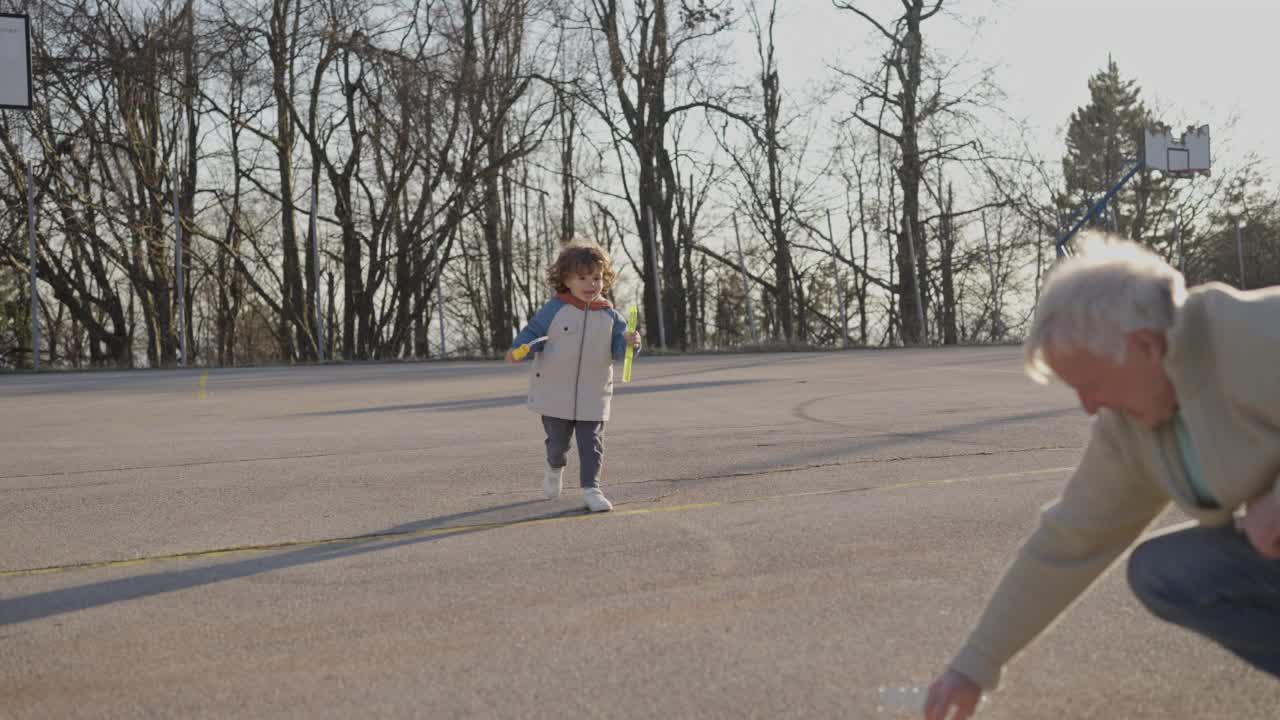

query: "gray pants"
(1127, 521), (1280, 678)
(542, 416), (604, 489)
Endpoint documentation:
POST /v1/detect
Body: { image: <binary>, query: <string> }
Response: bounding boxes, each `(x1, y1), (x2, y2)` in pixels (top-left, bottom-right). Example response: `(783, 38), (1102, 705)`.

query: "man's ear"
(1127, 329), (1168, 363)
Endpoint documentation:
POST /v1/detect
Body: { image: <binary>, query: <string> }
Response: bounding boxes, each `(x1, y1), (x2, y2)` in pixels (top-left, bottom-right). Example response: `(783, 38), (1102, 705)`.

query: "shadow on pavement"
(283, 379), (762, 416)
(0, 499), (580, 627)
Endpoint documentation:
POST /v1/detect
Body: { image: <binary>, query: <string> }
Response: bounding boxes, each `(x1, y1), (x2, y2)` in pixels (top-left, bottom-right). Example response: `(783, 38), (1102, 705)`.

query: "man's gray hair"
(1025, 233), (1187, 383)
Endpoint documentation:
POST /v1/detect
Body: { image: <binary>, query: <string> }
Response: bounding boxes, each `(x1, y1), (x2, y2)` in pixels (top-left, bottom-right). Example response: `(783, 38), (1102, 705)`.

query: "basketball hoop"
(1143, 124), (1211, 177)
(0, 13), (32, 110)
(1054, 122), (1211, 257)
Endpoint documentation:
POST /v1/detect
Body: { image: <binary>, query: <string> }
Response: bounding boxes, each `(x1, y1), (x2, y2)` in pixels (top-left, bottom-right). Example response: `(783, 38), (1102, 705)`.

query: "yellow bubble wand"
(623, 306), (638, 383)
(510, 336), (547, 361)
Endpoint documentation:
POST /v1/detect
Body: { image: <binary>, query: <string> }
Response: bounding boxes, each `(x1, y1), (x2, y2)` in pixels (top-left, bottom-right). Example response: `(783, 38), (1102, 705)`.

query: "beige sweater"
(950, 282), (1280, 691)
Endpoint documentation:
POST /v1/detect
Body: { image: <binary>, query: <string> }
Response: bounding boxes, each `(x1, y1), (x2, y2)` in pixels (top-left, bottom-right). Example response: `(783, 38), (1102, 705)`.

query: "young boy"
(506, 241), (642, 512)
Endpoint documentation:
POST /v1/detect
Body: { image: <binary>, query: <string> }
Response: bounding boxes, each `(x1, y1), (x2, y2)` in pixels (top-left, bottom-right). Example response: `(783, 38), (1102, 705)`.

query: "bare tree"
(833, 0), (946, 344)
(579, 0), (742, 349)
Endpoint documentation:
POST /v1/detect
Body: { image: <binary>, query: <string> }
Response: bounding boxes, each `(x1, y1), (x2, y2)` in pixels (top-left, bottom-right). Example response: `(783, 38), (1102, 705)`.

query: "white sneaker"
(583, 487), (613, 513)
(543, 463), (564, 499)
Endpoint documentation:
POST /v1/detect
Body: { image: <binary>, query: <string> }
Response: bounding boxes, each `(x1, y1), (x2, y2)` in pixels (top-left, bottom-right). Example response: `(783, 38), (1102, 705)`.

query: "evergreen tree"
(1060, 59), (1170, 241)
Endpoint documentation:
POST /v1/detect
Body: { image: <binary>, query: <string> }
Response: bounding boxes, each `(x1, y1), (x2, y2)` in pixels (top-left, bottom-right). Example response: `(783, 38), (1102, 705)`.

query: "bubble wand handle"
(511, 336), (548, 361)
(623, 306), (638, 383)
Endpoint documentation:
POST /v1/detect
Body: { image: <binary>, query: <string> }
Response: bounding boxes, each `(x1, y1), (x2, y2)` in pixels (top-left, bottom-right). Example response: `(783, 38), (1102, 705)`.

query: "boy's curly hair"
(547, 241), (617, 294)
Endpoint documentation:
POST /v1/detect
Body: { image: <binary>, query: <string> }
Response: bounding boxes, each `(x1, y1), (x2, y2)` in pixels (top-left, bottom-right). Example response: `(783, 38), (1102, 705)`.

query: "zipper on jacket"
(572, 301), (590, 419)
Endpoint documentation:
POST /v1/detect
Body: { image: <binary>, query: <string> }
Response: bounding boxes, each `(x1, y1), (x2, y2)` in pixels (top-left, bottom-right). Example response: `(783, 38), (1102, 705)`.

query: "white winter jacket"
(511, 293), (630, 422)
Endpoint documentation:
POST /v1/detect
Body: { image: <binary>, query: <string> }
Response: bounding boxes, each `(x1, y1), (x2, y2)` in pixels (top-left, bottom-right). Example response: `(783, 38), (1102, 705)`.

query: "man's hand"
(624, 330), (642, 351)
(1239, 489), (1280, 558)
(924, 669), (981, 720)
(504, 349), (519, 364)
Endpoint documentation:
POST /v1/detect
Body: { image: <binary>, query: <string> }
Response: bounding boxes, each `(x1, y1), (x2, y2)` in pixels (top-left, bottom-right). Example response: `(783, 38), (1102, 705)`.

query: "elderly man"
(925, 236), (1280, 720)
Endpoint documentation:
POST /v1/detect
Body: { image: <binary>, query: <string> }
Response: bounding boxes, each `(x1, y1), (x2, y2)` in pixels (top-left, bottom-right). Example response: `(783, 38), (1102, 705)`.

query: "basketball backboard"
(1143, 124), (1210, 177)
(0, 13), (32, 110)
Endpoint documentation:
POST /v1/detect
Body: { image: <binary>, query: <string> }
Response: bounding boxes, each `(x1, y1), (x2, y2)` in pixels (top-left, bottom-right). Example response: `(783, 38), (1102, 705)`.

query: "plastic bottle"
(877, 685), (927, 714)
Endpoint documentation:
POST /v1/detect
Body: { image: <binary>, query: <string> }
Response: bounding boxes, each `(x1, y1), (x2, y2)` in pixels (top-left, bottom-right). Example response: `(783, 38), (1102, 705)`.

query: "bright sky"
(758, 0), (1278, 179)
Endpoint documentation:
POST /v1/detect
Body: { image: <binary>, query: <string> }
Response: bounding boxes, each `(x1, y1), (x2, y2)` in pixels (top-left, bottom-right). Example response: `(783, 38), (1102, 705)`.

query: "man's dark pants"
(1128, 522), (1280, 677)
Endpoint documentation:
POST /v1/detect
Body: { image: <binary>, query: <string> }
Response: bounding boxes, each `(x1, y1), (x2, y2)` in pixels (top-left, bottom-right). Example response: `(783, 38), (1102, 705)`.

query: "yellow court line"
(933, 365), (1028, 376)
(0, 502), (723, 579)
(726, 466), (1073, 505)
(197, 370), (209, 400)
(0, 468), (1070, 579)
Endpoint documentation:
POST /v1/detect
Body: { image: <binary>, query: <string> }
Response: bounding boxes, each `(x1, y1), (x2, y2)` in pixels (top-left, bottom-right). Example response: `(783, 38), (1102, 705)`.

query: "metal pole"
(26, 162), (39, 371)
(1055, 161), (1145, 255)
(539, 191), (552, 265)
(903, 218), (927, 345)
(422, 196), (448, 356)
(981, 211), (1001, 340)
(436, 276), (446, 355)
(310, 182), (324, 361)
(826, 210), (848, 348)
(172, 169), (186, 367)
(326, 268), (335, 359)
(731, 214), (757, 343)
(645, 205), (666, 349)
(1174, 213), (1183, 275)
(1235, 217), (1246, 289)
(426, 197), (446, 357)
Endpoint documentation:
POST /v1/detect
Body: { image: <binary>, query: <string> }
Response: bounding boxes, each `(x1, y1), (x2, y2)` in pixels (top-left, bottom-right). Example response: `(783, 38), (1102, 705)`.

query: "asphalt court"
(2, 349), (1275, 718)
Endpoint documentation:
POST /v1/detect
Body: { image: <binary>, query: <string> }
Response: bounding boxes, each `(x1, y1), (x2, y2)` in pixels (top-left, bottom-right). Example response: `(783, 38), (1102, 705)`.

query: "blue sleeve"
(512, 300), (561, 357)
(609, 309), (629, 361)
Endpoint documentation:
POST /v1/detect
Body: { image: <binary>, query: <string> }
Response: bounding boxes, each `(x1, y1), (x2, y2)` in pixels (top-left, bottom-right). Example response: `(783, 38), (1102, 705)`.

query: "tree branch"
(833, 2), (901, 45)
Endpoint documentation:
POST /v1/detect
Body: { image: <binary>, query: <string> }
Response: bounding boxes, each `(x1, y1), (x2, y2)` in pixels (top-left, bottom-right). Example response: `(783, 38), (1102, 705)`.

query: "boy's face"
(565, 264), (604, 303)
